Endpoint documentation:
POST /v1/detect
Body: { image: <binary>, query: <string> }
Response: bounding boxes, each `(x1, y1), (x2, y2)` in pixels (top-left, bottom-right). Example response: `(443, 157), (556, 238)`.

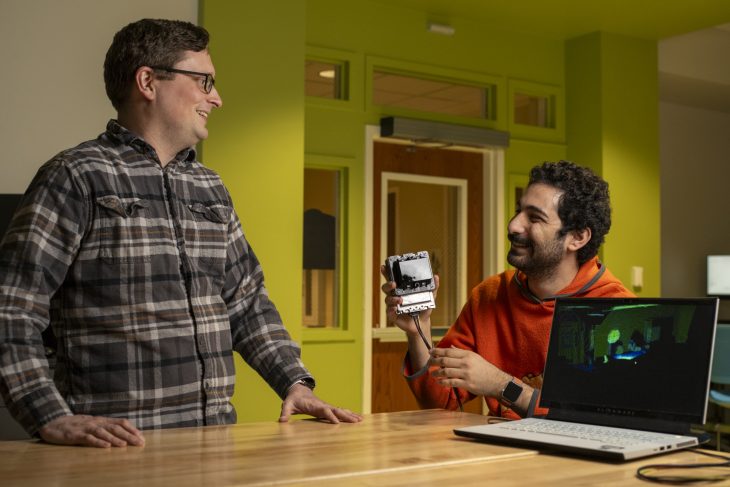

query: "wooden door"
(371, 141), (484, 414)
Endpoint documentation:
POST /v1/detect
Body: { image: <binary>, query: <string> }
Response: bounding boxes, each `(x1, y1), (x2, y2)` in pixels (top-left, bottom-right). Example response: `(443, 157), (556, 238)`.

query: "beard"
(507, 232), (566, 280)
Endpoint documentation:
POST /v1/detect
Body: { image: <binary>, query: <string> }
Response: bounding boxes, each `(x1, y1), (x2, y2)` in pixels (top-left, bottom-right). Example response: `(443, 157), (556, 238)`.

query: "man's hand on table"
(279, 383), (363, 424)
(39, 414), (145, 448)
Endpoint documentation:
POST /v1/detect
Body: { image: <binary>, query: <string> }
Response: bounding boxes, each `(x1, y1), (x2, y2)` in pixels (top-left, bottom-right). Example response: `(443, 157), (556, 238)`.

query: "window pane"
(514, 93), (553, 127)
(386, 180), (459, 326)
(303, 168), (339, 328)
(305, 60), (344, 99)
(373, 70), (491, 119)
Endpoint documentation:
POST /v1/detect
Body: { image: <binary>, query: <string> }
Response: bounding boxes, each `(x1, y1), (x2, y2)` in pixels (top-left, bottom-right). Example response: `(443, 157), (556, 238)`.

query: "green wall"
(305, 0), (568, 414)
(201, 0), (661, 421)
(200, 0), (307, 421)
(567, 32), (660, 296)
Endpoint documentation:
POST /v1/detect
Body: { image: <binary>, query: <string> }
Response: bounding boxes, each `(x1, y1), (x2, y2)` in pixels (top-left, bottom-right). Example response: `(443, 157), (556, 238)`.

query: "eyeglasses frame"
(150, 66), (215, 94)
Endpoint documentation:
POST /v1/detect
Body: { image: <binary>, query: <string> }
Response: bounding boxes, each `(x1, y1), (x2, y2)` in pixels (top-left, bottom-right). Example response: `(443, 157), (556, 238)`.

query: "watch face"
(502, 380), (523, 403)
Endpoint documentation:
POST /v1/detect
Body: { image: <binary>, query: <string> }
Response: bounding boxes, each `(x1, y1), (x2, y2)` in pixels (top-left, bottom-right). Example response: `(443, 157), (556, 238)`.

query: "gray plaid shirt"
(0, 120), (311, 435)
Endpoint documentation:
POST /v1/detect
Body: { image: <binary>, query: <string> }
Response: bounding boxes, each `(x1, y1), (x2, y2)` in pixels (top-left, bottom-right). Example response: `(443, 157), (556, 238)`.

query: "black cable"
(411, 312), (464, 413)
(636, 448), (730, 484)
(411, 312), (431, 352)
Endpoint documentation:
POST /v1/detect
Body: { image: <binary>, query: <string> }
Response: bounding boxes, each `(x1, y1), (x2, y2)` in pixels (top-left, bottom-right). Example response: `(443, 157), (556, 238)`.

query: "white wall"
(660, 101), (730, 320)
(0, 0), (198, 193)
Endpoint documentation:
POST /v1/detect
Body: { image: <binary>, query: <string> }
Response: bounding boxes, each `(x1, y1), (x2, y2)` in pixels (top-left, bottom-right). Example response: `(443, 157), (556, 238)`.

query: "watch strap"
(288, 377), (315, 394)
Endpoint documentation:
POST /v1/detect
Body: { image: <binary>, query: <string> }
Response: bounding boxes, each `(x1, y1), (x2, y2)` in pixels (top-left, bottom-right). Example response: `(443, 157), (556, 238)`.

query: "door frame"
(376, 171), (468, 340)
(362, 124), (505, 414)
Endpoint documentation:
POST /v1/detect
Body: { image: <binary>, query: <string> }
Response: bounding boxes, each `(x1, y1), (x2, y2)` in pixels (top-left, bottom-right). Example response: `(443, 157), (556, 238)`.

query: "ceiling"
(374, 0), (730, 113)
(375, 0), (730, 40)
(659, 23), (730, 113)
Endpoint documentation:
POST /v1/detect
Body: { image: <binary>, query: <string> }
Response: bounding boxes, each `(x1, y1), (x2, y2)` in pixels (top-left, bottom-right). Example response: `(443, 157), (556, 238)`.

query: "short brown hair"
(103, 19), (209, 111)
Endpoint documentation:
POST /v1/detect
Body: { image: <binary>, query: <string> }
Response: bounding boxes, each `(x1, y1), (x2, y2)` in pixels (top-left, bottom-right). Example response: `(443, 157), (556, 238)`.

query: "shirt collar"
(512, 256), (606, 304)
(104, 119), (197, 165)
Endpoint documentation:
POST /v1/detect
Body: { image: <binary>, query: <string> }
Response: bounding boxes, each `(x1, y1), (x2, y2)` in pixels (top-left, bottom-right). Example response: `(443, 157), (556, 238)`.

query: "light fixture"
(380, 117), (510, 149)
(318, 69), (336, 79)
(427, 22), (455, 36)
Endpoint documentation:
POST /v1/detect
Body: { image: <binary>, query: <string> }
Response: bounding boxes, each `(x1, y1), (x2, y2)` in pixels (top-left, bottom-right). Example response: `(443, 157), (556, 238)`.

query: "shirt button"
(204, 379), (212, 390)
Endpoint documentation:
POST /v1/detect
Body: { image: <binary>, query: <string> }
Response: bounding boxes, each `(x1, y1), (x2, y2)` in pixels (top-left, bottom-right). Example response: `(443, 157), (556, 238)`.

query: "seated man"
(382, 161), (633, 418)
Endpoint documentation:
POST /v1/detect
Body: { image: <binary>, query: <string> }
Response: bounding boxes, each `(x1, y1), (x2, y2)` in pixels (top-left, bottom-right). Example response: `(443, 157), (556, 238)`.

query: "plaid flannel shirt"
(0, 120), (312, 435)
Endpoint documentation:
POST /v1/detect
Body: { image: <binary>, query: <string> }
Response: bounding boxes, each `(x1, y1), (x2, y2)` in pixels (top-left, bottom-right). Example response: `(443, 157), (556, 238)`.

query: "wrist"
(287, 378), (315, 396)
(497, 379), (535, 417)
(498, 376), (524, 407)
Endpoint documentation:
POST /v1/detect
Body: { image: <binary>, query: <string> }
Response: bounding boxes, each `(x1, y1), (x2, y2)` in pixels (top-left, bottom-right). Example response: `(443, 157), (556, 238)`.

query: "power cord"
(636, 448), (730, 484)
(410, 312), (464, 412)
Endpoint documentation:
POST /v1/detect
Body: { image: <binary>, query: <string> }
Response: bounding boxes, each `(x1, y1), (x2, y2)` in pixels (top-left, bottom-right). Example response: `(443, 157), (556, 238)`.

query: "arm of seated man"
(428, 347), (536, 417)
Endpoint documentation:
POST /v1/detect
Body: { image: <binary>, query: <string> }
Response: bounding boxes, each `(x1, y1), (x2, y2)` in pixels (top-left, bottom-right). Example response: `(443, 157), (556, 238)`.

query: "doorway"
(367, 138), (501, 413)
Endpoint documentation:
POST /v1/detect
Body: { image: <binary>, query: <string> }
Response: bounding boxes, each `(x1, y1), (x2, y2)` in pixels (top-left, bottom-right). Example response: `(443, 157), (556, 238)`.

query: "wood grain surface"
(0, 410), (722, 486)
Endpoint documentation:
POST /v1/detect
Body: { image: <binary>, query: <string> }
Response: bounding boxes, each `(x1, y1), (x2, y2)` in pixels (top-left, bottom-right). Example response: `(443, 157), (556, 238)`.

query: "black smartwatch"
(500, 378), (523, 405)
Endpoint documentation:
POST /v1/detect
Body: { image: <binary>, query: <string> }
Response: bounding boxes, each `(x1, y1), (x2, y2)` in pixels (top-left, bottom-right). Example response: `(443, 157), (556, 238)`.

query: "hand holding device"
(384, 251), (436, 315)
(382, 252), (464, 411)
(382, 251), (436, 345)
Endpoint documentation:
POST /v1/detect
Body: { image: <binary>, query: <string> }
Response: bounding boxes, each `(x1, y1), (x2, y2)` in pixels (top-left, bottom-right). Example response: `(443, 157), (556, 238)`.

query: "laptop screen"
(540, 298), (718, 424)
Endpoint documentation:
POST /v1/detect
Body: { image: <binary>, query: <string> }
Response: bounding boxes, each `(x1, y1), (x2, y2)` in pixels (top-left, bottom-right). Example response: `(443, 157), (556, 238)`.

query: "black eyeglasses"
(150, 66), (215, 94)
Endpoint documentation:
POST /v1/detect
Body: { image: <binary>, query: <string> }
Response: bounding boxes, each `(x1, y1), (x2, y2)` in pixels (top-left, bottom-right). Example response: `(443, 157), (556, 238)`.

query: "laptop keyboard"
(501, 418), (675, 447)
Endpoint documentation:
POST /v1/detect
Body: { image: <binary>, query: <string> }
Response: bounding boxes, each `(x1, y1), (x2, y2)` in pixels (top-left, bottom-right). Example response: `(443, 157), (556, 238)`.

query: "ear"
(134, 66), (157, 102)
(566, 227), (591, 253)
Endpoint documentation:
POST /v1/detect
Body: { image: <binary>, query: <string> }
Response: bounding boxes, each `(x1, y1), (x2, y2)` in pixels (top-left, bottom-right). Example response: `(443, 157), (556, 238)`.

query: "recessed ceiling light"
(319, 69), (336, 79)
(427, 22), (455, 36)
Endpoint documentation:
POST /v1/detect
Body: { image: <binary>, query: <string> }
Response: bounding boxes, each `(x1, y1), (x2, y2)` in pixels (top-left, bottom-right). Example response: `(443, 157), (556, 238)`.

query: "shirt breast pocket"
(93, 195), (152, 264)
(186, 202), (231, 278)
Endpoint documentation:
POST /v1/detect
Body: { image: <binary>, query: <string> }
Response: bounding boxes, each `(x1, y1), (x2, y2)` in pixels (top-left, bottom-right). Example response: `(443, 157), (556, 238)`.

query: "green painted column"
(566, 32), (660, 296)
(200, 0), (306, 421)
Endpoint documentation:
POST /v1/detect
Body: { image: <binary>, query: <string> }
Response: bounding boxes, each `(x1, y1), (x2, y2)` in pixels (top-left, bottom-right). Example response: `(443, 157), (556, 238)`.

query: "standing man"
(383, 161), (633, 418)
(0, 18), (360, 448)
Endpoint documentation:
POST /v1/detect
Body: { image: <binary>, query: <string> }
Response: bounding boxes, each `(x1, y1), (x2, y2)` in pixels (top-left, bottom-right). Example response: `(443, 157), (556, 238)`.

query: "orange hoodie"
(404, 257), (634, 419)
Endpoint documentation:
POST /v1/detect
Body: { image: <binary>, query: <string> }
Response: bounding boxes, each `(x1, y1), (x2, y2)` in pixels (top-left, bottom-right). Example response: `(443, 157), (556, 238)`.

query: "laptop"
(454, 297), (719, 461)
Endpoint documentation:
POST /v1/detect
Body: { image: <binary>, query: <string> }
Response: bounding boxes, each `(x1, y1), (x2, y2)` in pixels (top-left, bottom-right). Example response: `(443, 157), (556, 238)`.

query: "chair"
(709, 323), (730, 450)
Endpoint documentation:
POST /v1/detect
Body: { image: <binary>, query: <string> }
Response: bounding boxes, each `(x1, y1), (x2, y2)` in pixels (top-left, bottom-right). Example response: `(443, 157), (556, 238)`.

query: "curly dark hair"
(528, 160), (611, 264)
(104, 19), (209, 111)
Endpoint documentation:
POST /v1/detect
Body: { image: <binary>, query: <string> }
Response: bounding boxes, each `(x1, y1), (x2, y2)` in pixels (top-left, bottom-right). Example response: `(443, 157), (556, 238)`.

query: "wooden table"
(0, 410), (724, 486)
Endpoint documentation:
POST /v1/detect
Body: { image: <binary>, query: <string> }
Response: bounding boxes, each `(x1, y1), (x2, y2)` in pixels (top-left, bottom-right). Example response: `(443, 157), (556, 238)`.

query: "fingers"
(381, 278), (398, 299)
(383, 294), (402, 307)
(430, 347), (467, 359)
(428, 348), (469, 387)
(39, 415), (145, 448)
(111, 418), (145, 445)
(380, 266), (397, 294)
(429, 355), (462, 369)
(281, 388), (363, 424)
(83, 434), (113, 448)
(316, 406), (365, 424)
(320, 407), (340, 424)
(90, 419), (144, 447)
(278, 398), (296, 422)
(380, 273), (402, 317)
(433, 376), (467, 390)
(331, 408), (363, 423)
(278, 412), (291, 423)
(92, 425), (129, 448)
